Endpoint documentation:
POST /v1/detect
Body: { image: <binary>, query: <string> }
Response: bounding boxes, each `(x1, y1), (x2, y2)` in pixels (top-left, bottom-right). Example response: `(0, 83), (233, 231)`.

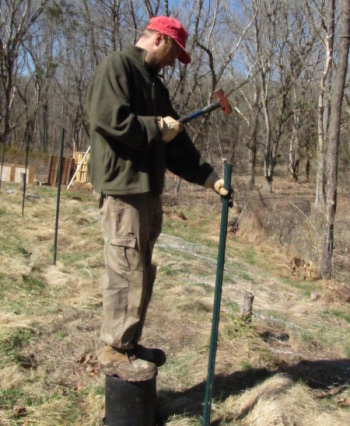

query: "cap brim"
(174, 41), (191, 64)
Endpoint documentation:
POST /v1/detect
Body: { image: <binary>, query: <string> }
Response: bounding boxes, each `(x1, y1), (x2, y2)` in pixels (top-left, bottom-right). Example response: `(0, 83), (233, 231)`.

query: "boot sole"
(100, 362), (157, 382)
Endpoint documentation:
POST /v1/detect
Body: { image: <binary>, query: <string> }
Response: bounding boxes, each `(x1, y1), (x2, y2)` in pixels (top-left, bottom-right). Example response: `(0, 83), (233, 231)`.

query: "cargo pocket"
(108, 236), (142, 271)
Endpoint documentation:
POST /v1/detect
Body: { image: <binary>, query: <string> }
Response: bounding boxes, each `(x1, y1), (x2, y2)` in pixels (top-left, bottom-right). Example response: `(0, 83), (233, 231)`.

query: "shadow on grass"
(157, 358), (350, 425)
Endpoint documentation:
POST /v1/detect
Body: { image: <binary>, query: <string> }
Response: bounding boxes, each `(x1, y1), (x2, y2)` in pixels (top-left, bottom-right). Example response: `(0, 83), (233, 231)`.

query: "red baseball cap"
(146, 16), (191, 64)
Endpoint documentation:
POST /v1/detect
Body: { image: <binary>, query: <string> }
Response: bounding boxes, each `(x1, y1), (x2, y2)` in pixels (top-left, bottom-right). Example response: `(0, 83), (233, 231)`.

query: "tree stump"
(240, 291), (254, 321)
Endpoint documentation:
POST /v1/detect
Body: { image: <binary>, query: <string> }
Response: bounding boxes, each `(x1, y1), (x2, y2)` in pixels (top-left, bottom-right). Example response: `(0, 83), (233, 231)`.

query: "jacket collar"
(124, 44), (159, 77)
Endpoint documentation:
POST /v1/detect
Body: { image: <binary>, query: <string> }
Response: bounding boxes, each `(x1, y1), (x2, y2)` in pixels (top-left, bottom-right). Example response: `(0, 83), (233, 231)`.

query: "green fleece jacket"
(86, 45), (214, 195)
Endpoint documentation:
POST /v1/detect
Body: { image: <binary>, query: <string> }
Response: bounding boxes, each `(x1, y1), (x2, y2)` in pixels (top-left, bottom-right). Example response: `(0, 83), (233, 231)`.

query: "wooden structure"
(46, 146), (90, 187)
(47, 155), (75, 186)
(73, 148), (89, 183)
(0, 163), (35, 184)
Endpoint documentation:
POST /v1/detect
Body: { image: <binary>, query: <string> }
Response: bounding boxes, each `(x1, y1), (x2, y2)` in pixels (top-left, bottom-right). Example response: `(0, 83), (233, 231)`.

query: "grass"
(1, 181), (350, 425)
(237, 270), (255, 282)
(222, 312), (254, 340)
(279, 276), (321, 296)
(0, 327), (38, 369)
(331, 310), (350, 324)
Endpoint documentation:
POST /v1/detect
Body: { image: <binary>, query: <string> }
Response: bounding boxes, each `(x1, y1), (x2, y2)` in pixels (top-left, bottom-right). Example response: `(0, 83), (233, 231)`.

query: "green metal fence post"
(53, 128), (65, 265)
(202, 161), (232, 426)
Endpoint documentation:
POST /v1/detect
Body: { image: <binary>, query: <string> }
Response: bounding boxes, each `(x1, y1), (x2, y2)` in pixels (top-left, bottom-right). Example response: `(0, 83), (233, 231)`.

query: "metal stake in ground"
(201, 161), (232, 426)
(53, 128), (65, 265)
(21, 131), (31, 217)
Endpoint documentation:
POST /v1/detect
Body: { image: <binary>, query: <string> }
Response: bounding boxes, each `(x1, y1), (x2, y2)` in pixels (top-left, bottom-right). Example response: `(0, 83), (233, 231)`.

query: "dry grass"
(221, 374), (350, 426)
(1, 177), (350, 425)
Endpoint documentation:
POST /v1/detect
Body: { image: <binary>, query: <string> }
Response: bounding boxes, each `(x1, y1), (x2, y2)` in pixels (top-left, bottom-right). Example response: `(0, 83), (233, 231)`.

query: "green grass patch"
(239, 359), (254, 371)
(1, 271), (46, 290)
(330, 310), (350, 323)
(21, 274), (46, 291)
(194, 282), (214, 294)
(344, 345), (350, 358)
(315, 325), (348, 350)
(0, 327), (39, 368)
(0, 386), (85, 424)
(237, 270), (254, 282)
(222, 302), (253, 340)
(223, 272), (236, 283)
(0, 386), (31, 409)
(177, 300), (212, 315)
(300, 330), (314, 343)
(163, 353), (200, 386)
(280, 277), (317, 296)
(159, 265), (177, 276)
(241, 247), (257, 265)
(59, 251), (91, 265)
(0, 235), (24, 257)
(54, 329), (68, 339)
(162, 207), (218, 246)
(0, 272), (52, 315)
(262, 309), (291, 323)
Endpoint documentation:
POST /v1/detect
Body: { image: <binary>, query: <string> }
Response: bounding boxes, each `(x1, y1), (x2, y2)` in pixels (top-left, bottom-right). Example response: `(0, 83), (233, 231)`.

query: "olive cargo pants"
(99, 193), (162, 350)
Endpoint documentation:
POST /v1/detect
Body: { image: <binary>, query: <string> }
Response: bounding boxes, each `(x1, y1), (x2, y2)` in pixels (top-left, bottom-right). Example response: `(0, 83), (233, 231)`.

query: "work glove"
(157, 116), (184, 142)
(204, 171), (234, 207)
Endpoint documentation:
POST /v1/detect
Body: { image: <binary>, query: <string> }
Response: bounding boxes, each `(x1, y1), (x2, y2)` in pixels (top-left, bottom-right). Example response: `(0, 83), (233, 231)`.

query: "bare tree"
(286, 3), (318, 182)
(320, 0), (350, 279)
(306, 0), (336, 209)
(253, 0), (293, 192)
(21, 23), (57, 152)
(0, 0), (48, 144)
(0, 0), (48, 186)
(143, 0), (160, 18)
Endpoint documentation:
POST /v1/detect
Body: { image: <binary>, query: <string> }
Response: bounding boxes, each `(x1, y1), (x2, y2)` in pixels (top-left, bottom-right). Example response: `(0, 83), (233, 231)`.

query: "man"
(87, 16), (230, 382)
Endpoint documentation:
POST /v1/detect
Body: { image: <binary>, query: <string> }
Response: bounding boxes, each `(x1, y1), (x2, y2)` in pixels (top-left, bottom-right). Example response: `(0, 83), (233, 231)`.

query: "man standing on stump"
(87, 16), (230, 381)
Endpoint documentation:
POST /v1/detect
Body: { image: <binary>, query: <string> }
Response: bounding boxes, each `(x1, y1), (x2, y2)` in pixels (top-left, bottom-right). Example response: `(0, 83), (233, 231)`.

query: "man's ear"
(154, 33), (163, 47)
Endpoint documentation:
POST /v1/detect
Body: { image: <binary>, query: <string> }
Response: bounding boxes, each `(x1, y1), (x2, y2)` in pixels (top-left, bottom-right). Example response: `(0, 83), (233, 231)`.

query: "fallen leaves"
(76, 352), (99, 378)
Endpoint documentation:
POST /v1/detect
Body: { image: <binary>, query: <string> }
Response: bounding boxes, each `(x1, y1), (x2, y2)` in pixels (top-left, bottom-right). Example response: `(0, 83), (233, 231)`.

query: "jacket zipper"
(151, 79), (156, 115)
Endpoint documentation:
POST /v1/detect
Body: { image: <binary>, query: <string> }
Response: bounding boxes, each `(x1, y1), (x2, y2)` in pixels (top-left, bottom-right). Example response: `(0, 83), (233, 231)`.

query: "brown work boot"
(134, 344), (166, 367)
(99, 346), (157, 381)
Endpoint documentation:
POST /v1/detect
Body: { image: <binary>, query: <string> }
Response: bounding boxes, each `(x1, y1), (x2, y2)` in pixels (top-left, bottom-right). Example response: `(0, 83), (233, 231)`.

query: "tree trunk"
(315, 0), (335, 209)
(289, 111), (300, 182)
(248, 93), (260, 190)
(41, 100), (49, 152)
(320, 0), (350, 279)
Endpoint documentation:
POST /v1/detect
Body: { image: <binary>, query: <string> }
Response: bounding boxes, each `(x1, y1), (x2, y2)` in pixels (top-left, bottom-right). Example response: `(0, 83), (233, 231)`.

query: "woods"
(0, 0), (349, 279)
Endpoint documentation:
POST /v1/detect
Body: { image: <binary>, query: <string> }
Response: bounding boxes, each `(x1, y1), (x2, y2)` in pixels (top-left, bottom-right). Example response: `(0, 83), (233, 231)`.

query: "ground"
(0, 173), (350, 425)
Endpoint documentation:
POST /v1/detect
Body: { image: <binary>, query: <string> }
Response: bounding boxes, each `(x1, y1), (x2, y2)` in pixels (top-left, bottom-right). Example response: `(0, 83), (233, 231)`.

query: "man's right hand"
(157, 116), (184, 142)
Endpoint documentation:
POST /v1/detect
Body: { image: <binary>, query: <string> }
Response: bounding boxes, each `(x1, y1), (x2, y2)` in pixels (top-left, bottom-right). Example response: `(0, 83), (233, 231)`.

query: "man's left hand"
(204, 172), (234, 207)
(213, 178), (228, 196)
(214, 179), (234, 207)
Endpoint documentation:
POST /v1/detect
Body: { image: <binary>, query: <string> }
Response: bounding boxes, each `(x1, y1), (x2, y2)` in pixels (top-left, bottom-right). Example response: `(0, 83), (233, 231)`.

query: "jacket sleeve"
(166, 130), (214, 186)
(86, 53), (160, 151)
(159, 94), (212, 185)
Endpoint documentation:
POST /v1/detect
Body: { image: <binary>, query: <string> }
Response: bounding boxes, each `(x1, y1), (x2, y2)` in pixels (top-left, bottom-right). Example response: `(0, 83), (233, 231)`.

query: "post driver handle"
(179, 102), (221, 124)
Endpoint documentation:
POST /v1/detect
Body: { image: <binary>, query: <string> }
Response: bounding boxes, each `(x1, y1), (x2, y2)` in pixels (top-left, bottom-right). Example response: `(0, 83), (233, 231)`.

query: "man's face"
(152, 34), (182, 70)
